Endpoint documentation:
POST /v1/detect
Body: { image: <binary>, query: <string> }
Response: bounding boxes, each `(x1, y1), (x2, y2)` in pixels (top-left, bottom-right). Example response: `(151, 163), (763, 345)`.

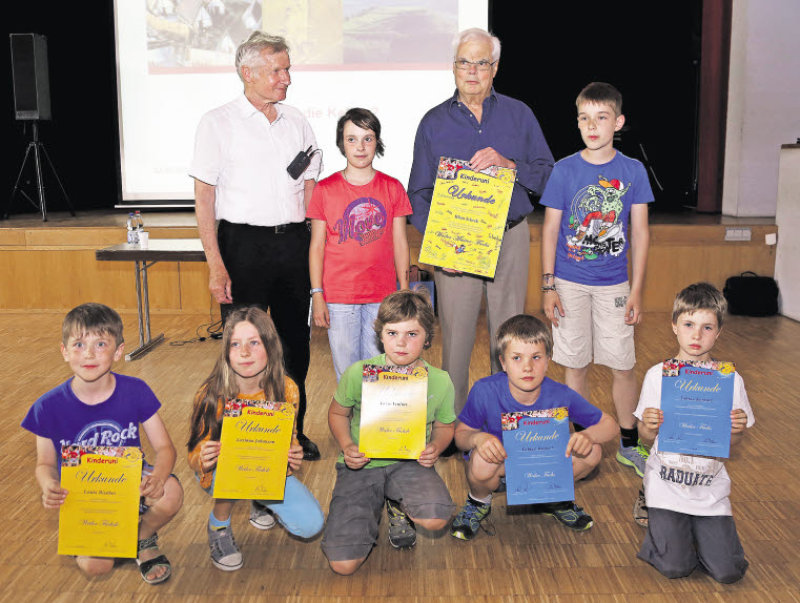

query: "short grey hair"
(452, 28), (501, 63)
(235, 31), (289, 81)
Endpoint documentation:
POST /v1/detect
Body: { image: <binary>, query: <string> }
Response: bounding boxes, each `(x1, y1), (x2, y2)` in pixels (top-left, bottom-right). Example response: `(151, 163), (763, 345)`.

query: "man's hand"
(543, 290), (565, 327)
(469, 147), (514, 172)
(209, 265), (233, 304)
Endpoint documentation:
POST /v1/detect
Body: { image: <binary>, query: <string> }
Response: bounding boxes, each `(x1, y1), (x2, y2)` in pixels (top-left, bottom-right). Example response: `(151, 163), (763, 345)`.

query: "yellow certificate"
(359, 365), (428, 459)
(213, 401), (294, 501)
(419, 157), (517, 278)
(418, 157), (516, 278)
(58, 447), (142, 558)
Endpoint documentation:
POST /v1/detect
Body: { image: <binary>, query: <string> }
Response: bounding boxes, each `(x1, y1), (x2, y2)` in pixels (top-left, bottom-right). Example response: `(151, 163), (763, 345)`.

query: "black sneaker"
(541, 501), (593, 532)
(386, 499), (416, 548)
(297, 433), (320, 461)
(450, 496), (492, 541)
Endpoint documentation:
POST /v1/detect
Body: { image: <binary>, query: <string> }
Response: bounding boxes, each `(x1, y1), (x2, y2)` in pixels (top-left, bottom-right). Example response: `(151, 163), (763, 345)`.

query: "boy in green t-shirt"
(321, 290), (456, 575)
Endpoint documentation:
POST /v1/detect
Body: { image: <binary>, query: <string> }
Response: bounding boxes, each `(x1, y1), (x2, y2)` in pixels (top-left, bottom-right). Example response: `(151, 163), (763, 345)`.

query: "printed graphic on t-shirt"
(335, 197), (387, 246)
(62, 420), (140, 449)
(656, 452), (723, 491)
(566, 176), (629, 262)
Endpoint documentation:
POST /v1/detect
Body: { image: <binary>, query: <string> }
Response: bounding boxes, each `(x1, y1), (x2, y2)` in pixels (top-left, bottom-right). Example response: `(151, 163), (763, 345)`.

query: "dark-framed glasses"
(454, 59), (497, 71)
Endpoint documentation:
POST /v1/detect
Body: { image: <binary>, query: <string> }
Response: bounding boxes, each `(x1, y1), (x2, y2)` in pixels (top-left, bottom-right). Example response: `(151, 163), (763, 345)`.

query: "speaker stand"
(5, 121), (74, 221)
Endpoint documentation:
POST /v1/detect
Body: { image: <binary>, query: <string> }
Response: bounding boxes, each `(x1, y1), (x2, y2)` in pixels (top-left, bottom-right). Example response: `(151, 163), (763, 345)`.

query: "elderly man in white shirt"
(190, 31), (322, 460)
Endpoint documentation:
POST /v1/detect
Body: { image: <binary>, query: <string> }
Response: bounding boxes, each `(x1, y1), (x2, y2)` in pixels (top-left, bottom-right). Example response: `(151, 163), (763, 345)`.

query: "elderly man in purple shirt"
(408, 27), (554, 431)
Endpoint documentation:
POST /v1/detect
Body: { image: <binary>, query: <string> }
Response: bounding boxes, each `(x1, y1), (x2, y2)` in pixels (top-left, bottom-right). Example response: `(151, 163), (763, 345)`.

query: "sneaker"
(249, 501), (277, 530)
(616, 439), (649, 477)
(542, 501), (593, 532)
(207, 523), (243, 571)
(386, 499), (416, 548)
(450, 496), (492, 541)
(633, 489), (649, 528)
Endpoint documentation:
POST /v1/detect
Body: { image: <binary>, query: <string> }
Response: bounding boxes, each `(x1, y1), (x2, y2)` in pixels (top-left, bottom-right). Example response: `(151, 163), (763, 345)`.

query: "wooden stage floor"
(1, 309), (798, 602)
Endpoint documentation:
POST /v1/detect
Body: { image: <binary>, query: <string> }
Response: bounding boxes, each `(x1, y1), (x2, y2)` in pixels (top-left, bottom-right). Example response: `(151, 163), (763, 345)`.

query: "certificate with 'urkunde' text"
(502, 408), (574, 505)
(418, 157), (516, 278)
(359, 364), (428, 459)
(659, 359), (735, 458)
(213, 400), (295, 500)
(58, 446), (142, 558)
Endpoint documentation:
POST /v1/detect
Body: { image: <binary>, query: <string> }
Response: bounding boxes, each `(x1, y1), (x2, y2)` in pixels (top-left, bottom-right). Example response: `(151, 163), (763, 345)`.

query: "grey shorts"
(552, 277), (635, 370)
(638, 507), (748, 583)
(321, 461), (455, 562)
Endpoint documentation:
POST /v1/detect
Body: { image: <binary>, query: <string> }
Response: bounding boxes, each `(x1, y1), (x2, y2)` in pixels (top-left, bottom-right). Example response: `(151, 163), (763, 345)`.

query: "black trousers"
(218, 220), (312, 434)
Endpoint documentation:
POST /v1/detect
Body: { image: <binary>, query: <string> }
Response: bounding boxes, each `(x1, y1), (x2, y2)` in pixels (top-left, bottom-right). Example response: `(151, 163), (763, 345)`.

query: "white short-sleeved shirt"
(634, 362), (755, 516)
(189, 95), (322, 227)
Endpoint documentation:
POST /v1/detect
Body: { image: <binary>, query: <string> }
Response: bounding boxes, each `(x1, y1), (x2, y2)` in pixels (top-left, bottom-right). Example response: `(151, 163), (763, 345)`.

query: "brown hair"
(188, 307), (286, 451)
(672, 282), (727, 328)
(576, 82), (623, 116)
(496, 314), (553, 359)
(62, 303), (124, 346)
(336, 108), (385, 157)
(374, 289), (435, 351)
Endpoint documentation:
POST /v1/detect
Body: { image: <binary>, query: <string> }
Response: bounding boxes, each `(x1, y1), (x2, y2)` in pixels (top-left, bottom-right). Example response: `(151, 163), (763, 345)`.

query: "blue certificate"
(659, 359), (735, 458)
(501, 409), (574, 506)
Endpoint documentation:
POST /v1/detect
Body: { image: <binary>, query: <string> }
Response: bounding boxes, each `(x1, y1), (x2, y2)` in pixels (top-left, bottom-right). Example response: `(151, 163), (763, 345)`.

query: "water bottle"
(126, 212), (138, 245)
(134, 211), (144, 235)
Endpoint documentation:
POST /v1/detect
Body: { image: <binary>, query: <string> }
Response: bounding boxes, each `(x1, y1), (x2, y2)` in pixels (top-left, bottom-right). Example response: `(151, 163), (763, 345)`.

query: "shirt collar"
(235, 93), (285, 122)
(448, 87), (498, 107)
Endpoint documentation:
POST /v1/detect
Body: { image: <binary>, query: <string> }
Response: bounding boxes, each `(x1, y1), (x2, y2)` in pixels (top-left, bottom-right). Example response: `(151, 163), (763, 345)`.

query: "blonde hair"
(188, 307), (286, 451)
(496, 314), (553, 359)
(672, 282), (727, 328)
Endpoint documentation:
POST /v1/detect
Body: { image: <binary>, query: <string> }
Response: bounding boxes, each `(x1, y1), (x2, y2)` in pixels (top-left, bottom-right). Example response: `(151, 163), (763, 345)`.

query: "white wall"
(723, 0), (800, 217)
(775, 146), (800, 321)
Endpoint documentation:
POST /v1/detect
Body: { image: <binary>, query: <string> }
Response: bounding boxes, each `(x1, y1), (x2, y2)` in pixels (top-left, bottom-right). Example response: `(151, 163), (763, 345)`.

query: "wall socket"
(724, 227), (752, 241)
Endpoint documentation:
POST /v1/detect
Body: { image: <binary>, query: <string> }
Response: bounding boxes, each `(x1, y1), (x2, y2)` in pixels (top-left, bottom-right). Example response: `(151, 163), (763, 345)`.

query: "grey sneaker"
(386, 499), (416, 548)
(616, 439), (649, 477)
(249, 501), (277, 530)
(633, 489), (649, 528)
(450, 496), (492, 541)
(207, 522), (243, 571)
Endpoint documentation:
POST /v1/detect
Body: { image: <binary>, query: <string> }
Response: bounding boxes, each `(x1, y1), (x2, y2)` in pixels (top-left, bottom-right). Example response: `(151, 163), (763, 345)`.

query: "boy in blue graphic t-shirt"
(540, 82), (654, 483)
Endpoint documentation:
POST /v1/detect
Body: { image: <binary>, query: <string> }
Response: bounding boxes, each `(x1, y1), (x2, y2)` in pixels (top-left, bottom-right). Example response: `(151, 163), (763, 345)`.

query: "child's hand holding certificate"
(213, 399), (295, 500)
(501, 408), (574, 506)
(58, 445), (143, 558)
(359, 364), (428, 459)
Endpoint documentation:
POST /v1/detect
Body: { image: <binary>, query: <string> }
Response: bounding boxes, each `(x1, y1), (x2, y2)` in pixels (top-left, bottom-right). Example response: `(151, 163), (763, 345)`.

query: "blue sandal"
(137, 533), (171, 584)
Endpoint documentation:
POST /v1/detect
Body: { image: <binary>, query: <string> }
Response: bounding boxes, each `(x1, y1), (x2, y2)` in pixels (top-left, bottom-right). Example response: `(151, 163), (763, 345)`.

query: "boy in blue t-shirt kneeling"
(451, 314), (618, 539)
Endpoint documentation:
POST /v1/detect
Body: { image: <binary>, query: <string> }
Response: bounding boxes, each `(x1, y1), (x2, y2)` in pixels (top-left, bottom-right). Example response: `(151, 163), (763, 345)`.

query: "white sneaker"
(249, 500), (277, 530)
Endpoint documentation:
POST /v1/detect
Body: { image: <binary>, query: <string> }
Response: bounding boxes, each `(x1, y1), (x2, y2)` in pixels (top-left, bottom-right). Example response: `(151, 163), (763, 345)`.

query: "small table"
(96, 239), (206, 360)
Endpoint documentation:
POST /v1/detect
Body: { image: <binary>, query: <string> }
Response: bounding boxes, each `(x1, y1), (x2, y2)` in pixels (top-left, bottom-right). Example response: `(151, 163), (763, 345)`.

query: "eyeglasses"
(453, 59), (497, 72)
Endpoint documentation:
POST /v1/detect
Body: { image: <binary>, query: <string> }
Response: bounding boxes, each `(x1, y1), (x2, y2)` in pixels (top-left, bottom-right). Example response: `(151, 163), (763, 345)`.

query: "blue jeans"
(198, 472), (324, 539)
(327, 303), (381, 380)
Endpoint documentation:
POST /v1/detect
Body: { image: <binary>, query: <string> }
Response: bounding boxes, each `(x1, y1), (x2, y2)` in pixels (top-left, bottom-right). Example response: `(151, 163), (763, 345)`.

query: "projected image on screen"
(116, 0), (487, 202)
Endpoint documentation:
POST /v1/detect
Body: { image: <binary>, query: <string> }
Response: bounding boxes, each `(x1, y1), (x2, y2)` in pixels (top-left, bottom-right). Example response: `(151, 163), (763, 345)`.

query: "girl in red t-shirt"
(308, 108), (412, 379)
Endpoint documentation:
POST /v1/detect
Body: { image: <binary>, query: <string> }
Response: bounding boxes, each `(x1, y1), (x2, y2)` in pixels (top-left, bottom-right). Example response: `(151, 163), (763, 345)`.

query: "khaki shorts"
(551, 277), (635, 370)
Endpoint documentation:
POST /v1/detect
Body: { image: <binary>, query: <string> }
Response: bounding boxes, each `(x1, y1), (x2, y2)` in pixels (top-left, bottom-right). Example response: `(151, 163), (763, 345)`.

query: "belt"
(220, 220), (309, 234)
(505, 215), (526, 231)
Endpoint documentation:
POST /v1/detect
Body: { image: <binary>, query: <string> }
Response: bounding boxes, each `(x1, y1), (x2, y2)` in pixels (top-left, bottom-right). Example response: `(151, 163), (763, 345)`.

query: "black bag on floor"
(723, 271), (779, 316)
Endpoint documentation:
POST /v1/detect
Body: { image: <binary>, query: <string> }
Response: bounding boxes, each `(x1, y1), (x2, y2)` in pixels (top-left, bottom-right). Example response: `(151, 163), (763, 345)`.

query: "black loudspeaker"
(10, 33), (52, 121)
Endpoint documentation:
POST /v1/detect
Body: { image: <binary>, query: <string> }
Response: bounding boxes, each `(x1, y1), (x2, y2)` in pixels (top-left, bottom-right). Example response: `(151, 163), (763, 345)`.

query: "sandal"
(137, 533), (171, 584)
